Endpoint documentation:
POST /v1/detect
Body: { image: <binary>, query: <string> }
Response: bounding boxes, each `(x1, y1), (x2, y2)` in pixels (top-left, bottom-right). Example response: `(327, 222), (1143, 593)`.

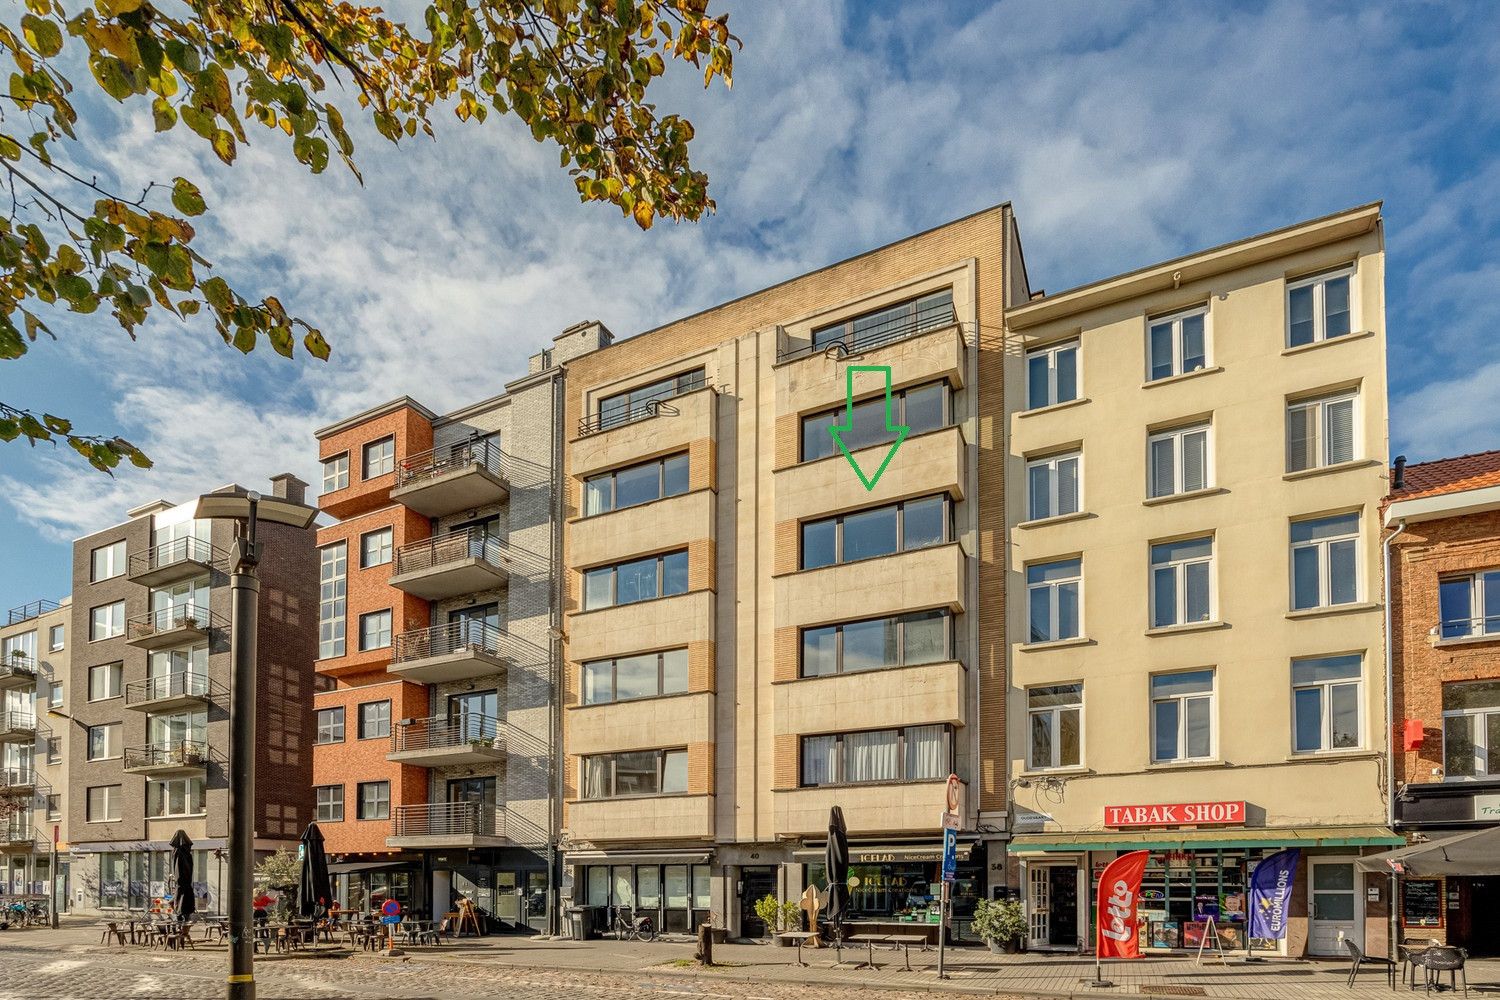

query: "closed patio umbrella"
(298, 822), (332, 920)
(169, 829), (196, 919)
(1355, 827), (1500, 877)
(825, 806), (850, 942)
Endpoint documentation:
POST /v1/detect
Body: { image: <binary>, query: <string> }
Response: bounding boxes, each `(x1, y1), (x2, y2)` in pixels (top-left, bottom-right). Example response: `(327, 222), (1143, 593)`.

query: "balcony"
(129, 536), (220, 587)
(578, 372), (709, 437)
(571, 385), (717, 480)
(386, 801), (508, 849)
(125, 672), (219, 713)
(387, 529), (524, 601)
(390, 621), (521, 684)
(778, 299), (958, 364)
(123, 740), (210, 776)
(0, 710), (35, 744)
(6, 598), (58, 626)
(390, 439), (509, 518)
(0, 767), (34, 796)
(0, 822), (32, 849)
(0, 655), (36, 692)
(388, 714), (506, 767)
(126, 604), (220, 650)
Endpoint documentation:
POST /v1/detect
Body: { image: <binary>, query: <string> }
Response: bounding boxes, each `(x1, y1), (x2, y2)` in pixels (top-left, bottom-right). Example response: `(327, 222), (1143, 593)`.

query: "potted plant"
(971, 897), (1027, 954)
(753, 894), (805, 943)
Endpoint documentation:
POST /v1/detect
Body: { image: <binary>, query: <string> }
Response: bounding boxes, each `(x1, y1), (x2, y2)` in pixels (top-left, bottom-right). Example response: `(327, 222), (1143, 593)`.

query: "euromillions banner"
(1248, 848), (1301, 941)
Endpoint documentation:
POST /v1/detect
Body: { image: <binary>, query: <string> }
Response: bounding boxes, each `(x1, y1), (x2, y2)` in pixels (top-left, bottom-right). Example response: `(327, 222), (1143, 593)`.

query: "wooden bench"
(776, 931), (817, 967)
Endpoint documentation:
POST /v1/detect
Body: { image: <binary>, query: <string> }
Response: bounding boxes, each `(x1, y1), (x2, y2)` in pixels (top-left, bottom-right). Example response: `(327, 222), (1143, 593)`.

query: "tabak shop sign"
(1104, 800), (1246, 828)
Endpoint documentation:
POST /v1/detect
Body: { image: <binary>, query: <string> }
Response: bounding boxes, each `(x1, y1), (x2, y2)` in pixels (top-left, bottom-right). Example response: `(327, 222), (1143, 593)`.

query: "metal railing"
(125, 672), (214, 706)
(778, 300), (958, 363)
(578, 373), (709, 436)
(396, 438), (506, 488)
(126, 603), (216, 641)
(1, 822), (31, 844)
(129, 537), (219, 578)
(392, 713), (502, 754)
(394, 527), (508, 577)
(123, 740), (210, 771)
(393, 801), (503, 838)
(6, 599), (59, 626)
(0, 656), (36, 685)
(0, 710), (35, 734)
(1440, 616), (1500, 641)
(392, 620), (508, 665)
(0, 767), (34, 791)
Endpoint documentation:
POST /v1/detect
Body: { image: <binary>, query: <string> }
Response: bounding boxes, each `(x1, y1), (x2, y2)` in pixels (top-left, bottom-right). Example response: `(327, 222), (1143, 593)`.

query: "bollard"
(696, 922), (714, 966)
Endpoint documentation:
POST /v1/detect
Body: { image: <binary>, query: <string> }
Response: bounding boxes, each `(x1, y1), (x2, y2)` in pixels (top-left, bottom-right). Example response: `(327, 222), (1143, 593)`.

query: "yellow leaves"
(20, 14), (62, 58)
(631, 198), (653, 230)
(210, 128), (235, 164)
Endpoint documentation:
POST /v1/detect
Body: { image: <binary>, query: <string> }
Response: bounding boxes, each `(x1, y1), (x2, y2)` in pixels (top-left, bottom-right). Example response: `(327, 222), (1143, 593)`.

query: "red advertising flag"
(1096, 850), (1150, 960)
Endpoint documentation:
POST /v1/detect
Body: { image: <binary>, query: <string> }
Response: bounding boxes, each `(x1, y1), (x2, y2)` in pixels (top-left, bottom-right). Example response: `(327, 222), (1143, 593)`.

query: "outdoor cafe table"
(847, 933), (891, 970)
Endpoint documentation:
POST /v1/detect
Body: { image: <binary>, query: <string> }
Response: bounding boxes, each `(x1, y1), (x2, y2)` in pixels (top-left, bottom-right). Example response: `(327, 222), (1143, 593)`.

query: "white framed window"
(1292, 654), (1363, 753)
(1150, 536), (1214, 628)
(91, 540), (126, 582)
(45, 794), (60, 821)
(1148, 423), (1211, 498)
(1439, 570), (1500, 640)
(89, 601), (125, 640)
(1147, 306), (1209, 381)
(315, 784), (344, 822)
(48, 624), (64, 651)
(360, 527), (394, 568)
(358, 609), (392, 651)
(362, 436), (395, 479)
(1027, 684), (1082, 770)
(48, 681), (63, 708)
(1443, 680), (1500, 780)
(1287, 267), (1353, 347)
(315, 707), (344, 744)
(147, 777), (207, 818)
(86, 784), (121, 823)
(88, 662), (123, 701)
(1287, 390), (1357, 472)
(1291, 512), (1360, 610)
(87, 722), (121, 761)
(46, 737), (60, 764)
(1026, 340), (1079, 409)
(318, 542), (347, 659)
(321, 453), (349, 494)
(1027, 558), (1082, 643)
(1026, 451), (1081, 520)
(356, 780), (390, 820)
(1151, 669), (1215, 762)
(358, 700), (391, 739)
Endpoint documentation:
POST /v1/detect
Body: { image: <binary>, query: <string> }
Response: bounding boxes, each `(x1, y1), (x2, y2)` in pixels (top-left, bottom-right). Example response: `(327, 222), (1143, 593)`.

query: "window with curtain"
(1287, 391), (1357, 472)
(584, 453), (691, 517)
(580, 749), (689, 798)
(799, 726), (950, 786)
(1148, 423), (1210, 498)
(1026, 451), (1081, 520)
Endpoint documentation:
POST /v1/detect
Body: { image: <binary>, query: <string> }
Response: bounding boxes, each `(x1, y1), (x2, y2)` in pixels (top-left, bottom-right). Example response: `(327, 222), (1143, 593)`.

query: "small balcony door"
(448, 604), (499, 648)
(451, 516), (501, 559)
(446, 776), (497, 835)
(447, 690), (498, 742)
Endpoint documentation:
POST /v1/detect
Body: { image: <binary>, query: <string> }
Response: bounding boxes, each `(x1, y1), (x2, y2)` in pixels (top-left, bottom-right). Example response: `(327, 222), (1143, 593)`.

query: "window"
(148, 709), (206, 746)
(582, 550), (689, 610)
(1151, 670), (1215, 762)
(322, 453), (349, 493)
(1028, 558), (1081, 643)
(88, 662), (124, 701)
(356, 781), (390, 820)
(147, 777), (206, 818)
(362, 436), (395, 479)
(48, 624), (64, 651)
(1026, 451), (1081, 520)
(1287, 267), (1353, 347)
(86, 784), (121, 823)
(812, 288), (955, 353)
(1290, 512), (1360, 610)
(1443, 681), (1500, 780)
(358, 609), (392, 651)
(801, 494), (950, 570)
(581, 749), (689, 798)
(1150, 536), (1214, 628)
(1292, 654), (1362, 753)
(1028, 684), (1082, 770)
(1026, 340), (1079, 409)
(91, 540), (126, 582)
(87, 723), (121, 761)
(358, 700), (391, 739)
(581, 649), (689, 705)
(45, 737), (60, 764)
(48, 681), (63, 708)
(1147, 306), (1208, 381)
(90, 601), (125, 640)
(1287, 391), (1357, 472)
(597, 368), (706, 431)
(1148, 423), (1210, 498)
(584, 454), (690, 517)
(1438, 570), (1500, 639)
(801, 610), (950, 678)
(800, 725), (949, 786)
(318, 542), (347, 659)
(360, 527), (393, 568)
(801, 381), (949, 462)
(315, 707), (345, 744)
(315, 785), (345, 822)
(45, 794), (60, 821)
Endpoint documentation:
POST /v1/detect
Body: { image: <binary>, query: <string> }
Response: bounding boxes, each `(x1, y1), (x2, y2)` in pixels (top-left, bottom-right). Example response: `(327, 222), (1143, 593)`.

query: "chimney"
(269, 473), (308, 505)
(1393, 455), (1407, 491)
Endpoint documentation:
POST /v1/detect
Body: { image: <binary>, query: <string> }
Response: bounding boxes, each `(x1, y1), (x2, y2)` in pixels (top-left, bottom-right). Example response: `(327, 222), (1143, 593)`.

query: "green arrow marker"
(830, 365), (908, 492)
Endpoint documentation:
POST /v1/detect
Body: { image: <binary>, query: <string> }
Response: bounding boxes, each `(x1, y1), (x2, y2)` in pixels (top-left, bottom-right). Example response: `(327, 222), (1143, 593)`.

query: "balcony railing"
(778, 300), (958, 363)
(129, 537), (220, 581)
(392, 713), (502, 754)
(123, 740), (210, 772)
(393, 620), (508, 665)
(394, 528), (507, 577)
(393, 801), (502, 838)
(1, 822), (31, 845)
(578, 373), (709, 437)
(1439, 616), (1500, 641)
(125, 672), (214, 707)
(0, 711), (35, 735)
(0, 767), (34, 792)
(0, 656), (36, 686)
(126, 604), (217, 643)
(395, 438), (505, 489)
(6, 599), (59, 626)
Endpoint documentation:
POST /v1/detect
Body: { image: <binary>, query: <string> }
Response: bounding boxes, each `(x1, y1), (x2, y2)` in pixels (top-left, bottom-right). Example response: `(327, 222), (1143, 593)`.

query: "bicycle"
(611, 905), (657, 942)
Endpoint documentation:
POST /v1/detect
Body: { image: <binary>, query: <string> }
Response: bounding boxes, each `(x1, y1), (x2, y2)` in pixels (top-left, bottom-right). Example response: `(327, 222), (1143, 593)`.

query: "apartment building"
(66, 477), (317, 915)
(1003, 204), (1397, 957)
(310, 343), (578, 931)
(1, 597), (71, 910)
(1385, 449), (1500, 953)
(558, 205), (1026, 940)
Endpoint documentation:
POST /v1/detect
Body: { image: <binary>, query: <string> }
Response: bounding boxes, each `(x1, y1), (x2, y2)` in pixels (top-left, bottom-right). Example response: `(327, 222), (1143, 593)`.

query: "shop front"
(571, 851), (714, 936)
(1395, 780), (1500, 954)
(796, 840), (987, 944)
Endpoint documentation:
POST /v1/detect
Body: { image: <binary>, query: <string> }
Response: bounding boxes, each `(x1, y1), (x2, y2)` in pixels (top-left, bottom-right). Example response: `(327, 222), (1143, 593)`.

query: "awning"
(70, 839), (227, 854)
(1355, 827), (1500, 876)
(793, 843), (975, 864)
(326, 861), (413, 875)
(1009, 826), (1403, 854)
(565, 850), (712, 866)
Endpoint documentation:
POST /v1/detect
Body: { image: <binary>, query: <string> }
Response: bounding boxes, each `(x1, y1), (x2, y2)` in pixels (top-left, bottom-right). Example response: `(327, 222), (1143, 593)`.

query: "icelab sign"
(1103, 800), (1246, 828)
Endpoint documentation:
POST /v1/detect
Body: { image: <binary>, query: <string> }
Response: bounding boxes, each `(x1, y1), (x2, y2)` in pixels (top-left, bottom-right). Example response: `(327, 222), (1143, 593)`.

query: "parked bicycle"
(611, 905), (657, 942)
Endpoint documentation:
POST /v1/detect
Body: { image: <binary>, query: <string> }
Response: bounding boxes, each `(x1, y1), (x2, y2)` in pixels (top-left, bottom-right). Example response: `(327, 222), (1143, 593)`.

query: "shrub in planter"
(971, 897), (1026, 954)
(752, 894), (805, 942)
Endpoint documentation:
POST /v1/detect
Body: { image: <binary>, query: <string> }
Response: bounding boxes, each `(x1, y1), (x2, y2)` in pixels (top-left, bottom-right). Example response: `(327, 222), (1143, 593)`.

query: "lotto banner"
(1248, 849), (1301, 941)
(1096, 850), (1151, 960)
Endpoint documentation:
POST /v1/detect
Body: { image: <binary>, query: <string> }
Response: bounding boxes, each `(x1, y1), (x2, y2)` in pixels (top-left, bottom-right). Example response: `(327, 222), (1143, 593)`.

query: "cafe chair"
(1343, 938), (1396, 990)
(100, 921), (128, 946)
(1422, 946), (1467, 997)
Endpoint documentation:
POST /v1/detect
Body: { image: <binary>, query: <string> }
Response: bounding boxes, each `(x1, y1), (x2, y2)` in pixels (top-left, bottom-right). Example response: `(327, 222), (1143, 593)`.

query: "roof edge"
(315, 395), (439, 440)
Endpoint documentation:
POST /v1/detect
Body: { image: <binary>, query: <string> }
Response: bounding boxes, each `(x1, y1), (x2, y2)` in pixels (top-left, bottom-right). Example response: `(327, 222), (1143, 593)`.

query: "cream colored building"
(1003, 204), (1398, 958)
(558, 206), (1027, 939)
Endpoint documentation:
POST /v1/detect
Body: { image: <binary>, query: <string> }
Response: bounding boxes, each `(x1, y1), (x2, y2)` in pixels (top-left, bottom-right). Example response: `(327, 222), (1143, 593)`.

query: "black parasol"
(169, 829), (196, 919)
(298, 822), (332, 920)
(825, 805), (849, 940)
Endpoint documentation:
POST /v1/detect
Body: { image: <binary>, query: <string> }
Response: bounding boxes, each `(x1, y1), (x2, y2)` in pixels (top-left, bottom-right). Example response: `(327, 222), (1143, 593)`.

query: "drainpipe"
(1382, 517), (1406, 965)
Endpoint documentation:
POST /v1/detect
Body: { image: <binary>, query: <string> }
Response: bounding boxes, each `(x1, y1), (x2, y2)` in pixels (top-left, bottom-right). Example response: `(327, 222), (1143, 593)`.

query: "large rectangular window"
(322, 453), (349, 494)
(358, 700), (391, 740)
(91, 540), (127, 582)
(597, 368), (706, 431)
(801, 381), (949, 462)
(1028, 684), (1082, 771)
(800, 610), (950, 678)
(582, 550), (689, 610)
(1287, 268), (1353, 347)
(1026, 452), (1081, 520)
(90, 601), (124, 641)
(1291, 512), (1360, 610)
(362, 436), (395, 479)
(356, 781), (390, 820)
(315, 707), (345, 744)
(1148, 423), (1210, 498)
(147, 777), (207, 818)
(1439, 570), (1500, 640)
(1150, 536), (1214, 628)
(316, 785), (345, 822)
(810, 288), (954, 355)
(319, 542), (347, 659)
(1287, 391), (1357, 472)
(800, 725), (949, 786)
(1027, 340), (1079, 409)
(801, 494), (949, 570)
(1292, 654), (1362, 753)
(1028, 558), (1081, 643)
(88, 662), (123, 701)
(584, 454), (690, 517)
(86, 785), (121, 823)
(358, 609), (392, 651)
(87, 722), (121, 761)
(1443, 680), (1500, 780)
(1147, 306), (1208, 381)
(581, 649), (689, 705)
(581, 749), (689, 799)
(1151, 670), (1215, 763)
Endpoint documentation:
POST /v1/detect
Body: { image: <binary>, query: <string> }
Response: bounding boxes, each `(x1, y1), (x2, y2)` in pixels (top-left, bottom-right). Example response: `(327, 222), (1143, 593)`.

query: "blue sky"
(1, 1), (1498, 612)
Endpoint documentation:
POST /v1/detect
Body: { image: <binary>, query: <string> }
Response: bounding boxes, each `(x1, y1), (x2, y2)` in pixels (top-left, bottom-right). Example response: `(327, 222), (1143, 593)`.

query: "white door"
(1309, 859), (1362, 955)
(1027, 864), (1051, 949)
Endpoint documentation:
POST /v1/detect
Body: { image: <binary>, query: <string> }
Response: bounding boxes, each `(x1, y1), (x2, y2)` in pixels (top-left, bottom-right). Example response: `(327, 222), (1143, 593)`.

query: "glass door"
(493, 871), (520, 924)
(1309, 860), (1360, 954)
(448, 690), (499, 742)
(446, 776), (497, 835)
(449, 604), (500, 649)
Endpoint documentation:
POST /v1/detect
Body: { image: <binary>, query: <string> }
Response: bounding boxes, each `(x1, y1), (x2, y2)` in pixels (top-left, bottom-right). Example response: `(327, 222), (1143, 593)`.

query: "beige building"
(1003, 204), (1398, 957)
(558, 206), (1027, 939)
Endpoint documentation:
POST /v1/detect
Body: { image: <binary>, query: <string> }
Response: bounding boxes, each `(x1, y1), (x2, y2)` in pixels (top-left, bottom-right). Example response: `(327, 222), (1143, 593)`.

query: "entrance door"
(1048, 865), (1079, 948)
(448, 689), (499, 742)
(1027, 865), (1051, 949)
(1309, 859), (1361, 954)
(447, 777), (497, 836)
(493, 871), (521, 925)
(739, 866), (777, 937)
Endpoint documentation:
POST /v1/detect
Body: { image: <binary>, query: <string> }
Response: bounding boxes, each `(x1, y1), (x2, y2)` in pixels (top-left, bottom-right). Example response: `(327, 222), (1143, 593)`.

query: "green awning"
(1009, 825), (1402, 854)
